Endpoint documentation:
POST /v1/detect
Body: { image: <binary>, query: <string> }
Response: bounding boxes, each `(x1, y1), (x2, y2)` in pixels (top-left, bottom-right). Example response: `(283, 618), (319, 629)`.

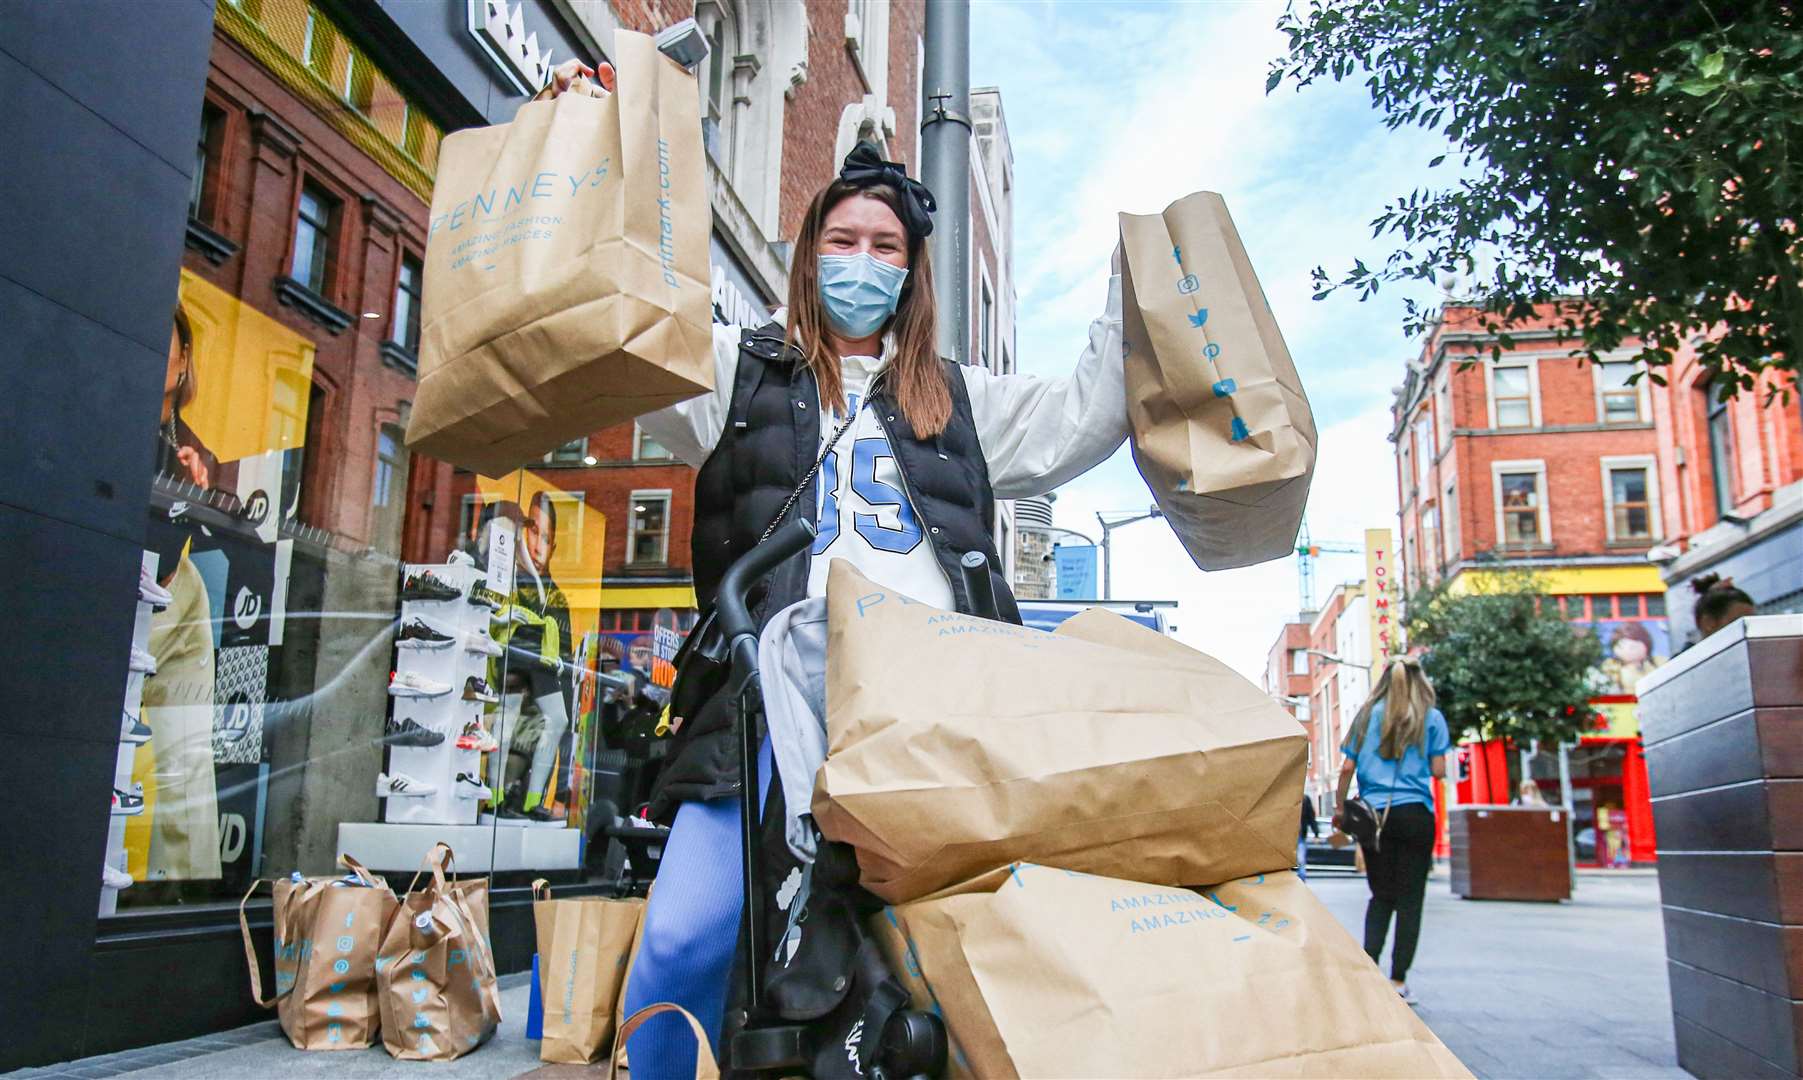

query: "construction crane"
(1295, 521), (1363, 614)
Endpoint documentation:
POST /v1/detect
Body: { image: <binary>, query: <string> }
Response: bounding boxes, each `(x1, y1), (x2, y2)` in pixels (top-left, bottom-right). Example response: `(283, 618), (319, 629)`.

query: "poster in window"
(128, 269), (315, 883)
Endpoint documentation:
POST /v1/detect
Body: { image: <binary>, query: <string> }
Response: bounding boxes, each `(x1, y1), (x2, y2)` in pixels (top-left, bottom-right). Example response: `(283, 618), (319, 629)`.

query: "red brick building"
(1645, 349), (1803, 645)
(1393, 300), (1668, 865)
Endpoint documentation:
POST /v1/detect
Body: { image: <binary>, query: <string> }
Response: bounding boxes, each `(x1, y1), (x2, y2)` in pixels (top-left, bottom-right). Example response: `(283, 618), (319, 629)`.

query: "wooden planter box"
(1448, 806), (1571, 901)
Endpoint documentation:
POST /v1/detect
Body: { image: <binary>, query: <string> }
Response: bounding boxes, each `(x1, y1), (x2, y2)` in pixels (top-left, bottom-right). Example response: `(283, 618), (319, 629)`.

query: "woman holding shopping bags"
(539, 59), (1131, 1075)
(1333, 658), (1449, 1006)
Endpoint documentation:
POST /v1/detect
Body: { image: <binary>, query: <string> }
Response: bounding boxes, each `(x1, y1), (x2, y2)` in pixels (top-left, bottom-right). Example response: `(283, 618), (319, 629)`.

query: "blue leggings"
(623, 739), (772, 1078)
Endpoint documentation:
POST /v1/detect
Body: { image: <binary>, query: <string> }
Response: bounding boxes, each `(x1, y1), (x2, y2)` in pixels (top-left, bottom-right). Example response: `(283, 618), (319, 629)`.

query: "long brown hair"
(785, 182), (950, 439)
(1342, 657), (1437, 762)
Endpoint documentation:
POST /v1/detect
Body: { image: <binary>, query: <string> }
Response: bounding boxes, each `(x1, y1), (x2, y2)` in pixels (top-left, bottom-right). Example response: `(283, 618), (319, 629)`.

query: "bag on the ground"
(1119, 190), (1316, 570)
(610, 1003), (720, 1080)
(375, 844), (502, 1060)
(887, 864), (1472, 1078)
(611, 882), (653, 1072)
(532, 879), (644, 1063)
(812, 561), (1306, 904)
(407, 28), (712, 477)
(239, 855), (398, 1050)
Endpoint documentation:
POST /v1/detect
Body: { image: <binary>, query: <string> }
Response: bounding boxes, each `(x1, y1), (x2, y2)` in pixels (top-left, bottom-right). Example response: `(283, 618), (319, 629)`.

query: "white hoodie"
(637, 276), (1127, 608)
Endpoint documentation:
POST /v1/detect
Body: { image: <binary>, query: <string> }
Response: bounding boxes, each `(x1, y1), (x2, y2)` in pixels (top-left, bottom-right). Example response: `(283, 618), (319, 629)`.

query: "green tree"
(1269, 0), (1803, 397)
(1404, 569), (1603, 749)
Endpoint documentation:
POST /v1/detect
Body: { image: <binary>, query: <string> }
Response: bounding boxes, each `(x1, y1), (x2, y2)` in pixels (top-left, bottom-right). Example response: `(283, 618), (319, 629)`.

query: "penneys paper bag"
(1119, 190), (1315, 570)
(239, 855), (398, 1050)
(375, 844), (502, 1061)
(532, 880), (643, 1063)
(812, 560), (1305, 904)
(893, 865), (1472, 1078)
(407, 29), (712, 477)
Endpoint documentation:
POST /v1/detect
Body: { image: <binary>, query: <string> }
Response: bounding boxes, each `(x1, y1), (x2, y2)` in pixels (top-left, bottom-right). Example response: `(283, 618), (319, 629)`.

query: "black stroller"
(703, 519), (1001, 1079)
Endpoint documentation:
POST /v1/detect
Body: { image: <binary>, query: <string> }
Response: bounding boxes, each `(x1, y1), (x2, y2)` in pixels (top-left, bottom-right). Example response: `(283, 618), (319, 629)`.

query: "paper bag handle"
(238, 879), (276, 1009)
(339, 852), (384, 890)
(532, 878), (553, 901)
(404, 842), (456, 896)
(610, 1003), (719, 1080)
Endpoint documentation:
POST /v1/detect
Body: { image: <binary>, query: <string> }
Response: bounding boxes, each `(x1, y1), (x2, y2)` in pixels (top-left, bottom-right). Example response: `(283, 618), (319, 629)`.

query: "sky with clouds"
(970, 0), (1453, 683)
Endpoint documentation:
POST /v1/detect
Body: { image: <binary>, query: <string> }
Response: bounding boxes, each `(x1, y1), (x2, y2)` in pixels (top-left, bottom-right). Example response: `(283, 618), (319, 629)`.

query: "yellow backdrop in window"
(177, 268), (316, 463)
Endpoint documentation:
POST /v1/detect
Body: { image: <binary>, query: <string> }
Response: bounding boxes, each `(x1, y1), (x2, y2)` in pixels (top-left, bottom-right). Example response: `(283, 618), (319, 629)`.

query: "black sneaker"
(383, 717), (445, 747)
(467, 583), (505, 610)
(397, 617), (455, 648)
(400, 571), (462, 603)
(462, 676), (500, 704)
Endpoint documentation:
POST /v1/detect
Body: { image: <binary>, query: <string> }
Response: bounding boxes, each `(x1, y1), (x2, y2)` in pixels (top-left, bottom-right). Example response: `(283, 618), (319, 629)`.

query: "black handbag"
(1341, 752), (1401, 853)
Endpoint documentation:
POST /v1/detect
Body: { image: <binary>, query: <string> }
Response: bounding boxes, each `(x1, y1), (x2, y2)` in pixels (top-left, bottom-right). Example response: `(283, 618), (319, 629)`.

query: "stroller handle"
(717, 518), (816, 643)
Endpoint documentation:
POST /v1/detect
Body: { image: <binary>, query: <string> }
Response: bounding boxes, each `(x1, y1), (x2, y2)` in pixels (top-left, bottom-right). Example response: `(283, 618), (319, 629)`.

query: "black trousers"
(1362, 801), (1436, 982)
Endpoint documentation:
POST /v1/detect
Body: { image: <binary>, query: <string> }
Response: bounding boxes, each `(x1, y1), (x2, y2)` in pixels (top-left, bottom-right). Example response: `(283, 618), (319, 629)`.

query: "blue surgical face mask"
(818, 252), (909, 339)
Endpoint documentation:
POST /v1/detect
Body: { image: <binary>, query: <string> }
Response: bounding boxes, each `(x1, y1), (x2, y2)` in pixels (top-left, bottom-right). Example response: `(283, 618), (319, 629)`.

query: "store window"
(391, 252), (422, 354)
(103, 8), (639, 919)
(1496, 465), (1546, 545)
(633, 424), (674, 462)
(627, 491), (672, 565)
(1491, 364), (1533, 428)
(291, 183), (337, 297)
(1606, 463), (1654, 542)
(1597, 361), (1644, 423)
(1647, 593), (1666, 617)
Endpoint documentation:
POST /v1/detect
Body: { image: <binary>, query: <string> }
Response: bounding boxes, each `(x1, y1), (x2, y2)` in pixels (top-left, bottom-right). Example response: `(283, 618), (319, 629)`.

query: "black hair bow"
(839, 141), (936, 240)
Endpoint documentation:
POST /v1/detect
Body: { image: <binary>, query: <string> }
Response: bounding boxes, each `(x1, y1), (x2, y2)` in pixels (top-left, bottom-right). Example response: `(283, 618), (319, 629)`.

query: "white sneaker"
(454, 772), (493, 801)
(447, 550), (477, 568)
(464, 632), (503, 658)
(129, 646), (158, 675)
(388, 671), (451, 698)
(1395, 983), (1420, 1007)
(377, 772), (437, 798)
(102, 864), (133, 890)
(139, 567), (174, 609)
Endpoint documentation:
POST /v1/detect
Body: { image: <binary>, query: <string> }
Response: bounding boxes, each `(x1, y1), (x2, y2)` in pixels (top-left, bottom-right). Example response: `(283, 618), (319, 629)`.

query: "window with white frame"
(695, 1), (737, 170)
(846, 0), (890, 99)
(633, 423), (674, 462)
(1443, 480), (1459, 561)
(1597, 361), (1645, 424)
(1602, 458), (1658, 542)
(1290, 648), (1307, 675)
(1494, 462), (1549, 545)
(626, 490), (672, 565)
(1436, 374), (1454, 448)
(1413, 412), (1433, 491)
(544, 438), (590, 466)
(1420, 503), (1440, 576)
(1490, 364), (1534, 428)
(980, 277), (993, 371)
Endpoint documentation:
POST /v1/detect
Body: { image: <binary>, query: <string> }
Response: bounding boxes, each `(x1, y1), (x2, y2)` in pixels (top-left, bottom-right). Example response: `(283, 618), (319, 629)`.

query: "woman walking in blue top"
(1333, 658), (1450, 1005)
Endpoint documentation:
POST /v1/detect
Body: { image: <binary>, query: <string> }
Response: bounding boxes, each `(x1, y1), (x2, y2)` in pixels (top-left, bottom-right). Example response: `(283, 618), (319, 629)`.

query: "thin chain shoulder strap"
(756, 370), (884, 544)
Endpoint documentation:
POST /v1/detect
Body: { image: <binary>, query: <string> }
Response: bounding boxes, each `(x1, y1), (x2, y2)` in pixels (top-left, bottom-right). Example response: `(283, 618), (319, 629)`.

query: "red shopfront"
(1453, 705), (1656, 867)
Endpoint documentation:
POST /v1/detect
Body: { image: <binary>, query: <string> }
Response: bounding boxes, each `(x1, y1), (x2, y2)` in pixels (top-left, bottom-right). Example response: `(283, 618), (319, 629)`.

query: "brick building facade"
(1392, 299), (1668, 865)
(1646, 350), (1803, 645)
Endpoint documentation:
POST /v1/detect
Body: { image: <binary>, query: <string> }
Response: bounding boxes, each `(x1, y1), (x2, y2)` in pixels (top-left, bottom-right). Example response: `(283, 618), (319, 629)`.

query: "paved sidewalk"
(1307, 867), (1686, 1079)
(13, 871), (1685, 1079)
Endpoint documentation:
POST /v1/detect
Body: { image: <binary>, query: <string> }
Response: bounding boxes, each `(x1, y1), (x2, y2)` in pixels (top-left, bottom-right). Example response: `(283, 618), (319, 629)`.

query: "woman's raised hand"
(536, 59), (616, 101)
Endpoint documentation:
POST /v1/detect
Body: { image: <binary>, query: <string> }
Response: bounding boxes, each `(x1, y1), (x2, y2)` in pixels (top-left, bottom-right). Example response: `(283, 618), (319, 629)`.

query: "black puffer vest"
(647, 322), (1021, 819)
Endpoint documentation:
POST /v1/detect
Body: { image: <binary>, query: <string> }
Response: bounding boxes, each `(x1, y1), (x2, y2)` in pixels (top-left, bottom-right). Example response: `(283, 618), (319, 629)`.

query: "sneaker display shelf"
(335, 558), (581, 874)
(100, 552), (160, 914)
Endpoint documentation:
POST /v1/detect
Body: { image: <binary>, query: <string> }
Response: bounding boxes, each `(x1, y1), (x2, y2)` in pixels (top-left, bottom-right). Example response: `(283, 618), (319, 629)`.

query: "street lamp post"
(1096, 506), (1163, 600)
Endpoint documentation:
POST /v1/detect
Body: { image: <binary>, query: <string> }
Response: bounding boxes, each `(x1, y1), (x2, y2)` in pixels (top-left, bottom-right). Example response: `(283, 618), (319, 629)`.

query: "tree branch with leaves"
(1269, 0), (1803, 398)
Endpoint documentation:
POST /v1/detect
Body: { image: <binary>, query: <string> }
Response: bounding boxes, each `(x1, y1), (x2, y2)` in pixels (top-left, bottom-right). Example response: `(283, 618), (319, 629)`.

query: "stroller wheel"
(730, 1022), (809, 1073)
(880, 1009), (947, 1078)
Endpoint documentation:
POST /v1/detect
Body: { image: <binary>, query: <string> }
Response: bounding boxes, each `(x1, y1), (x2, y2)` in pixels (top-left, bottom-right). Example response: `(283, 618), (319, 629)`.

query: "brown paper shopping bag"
(532, 880), (644, 1063)
(375, 844), (502, 1060)
(240, 855), (398, 1050)
(1120, 191), (1316, 570)
(893, 865), (1471, 1078)
(611, 882), (653, 1072)
(408, 28), (712, 477)
(812, 561), (1305, 904)
(610, 1003), (720, 1080)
